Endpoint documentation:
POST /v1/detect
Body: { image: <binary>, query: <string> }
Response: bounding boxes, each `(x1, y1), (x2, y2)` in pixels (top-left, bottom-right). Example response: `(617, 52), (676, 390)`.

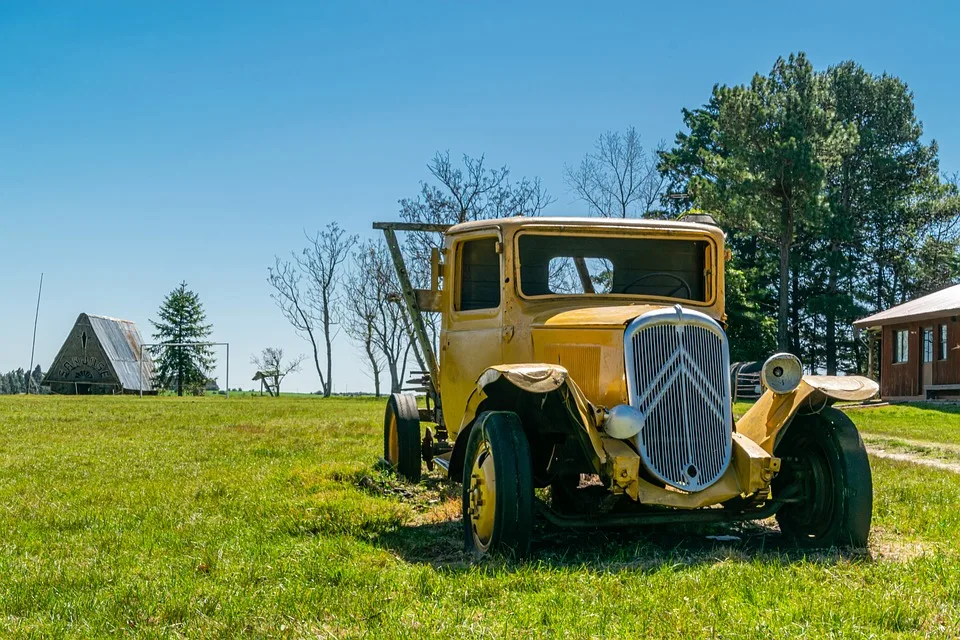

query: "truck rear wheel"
(462, 411), (534, 557)
(773, 408), (872, 548)
(383, 393), (421, 482)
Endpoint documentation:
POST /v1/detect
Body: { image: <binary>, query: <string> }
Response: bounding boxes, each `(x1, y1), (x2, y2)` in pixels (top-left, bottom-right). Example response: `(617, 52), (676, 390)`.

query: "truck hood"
(531, 304), (663, 329)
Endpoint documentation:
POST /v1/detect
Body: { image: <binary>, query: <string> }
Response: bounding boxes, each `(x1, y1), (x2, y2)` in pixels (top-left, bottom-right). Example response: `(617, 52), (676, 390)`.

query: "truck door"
(440, 233), (504, 434)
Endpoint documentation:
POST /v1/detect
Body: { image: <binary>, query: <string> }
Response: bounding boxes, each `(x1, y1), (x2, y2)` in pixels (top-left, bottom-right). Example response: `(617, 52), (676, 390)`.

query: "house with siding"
(853, 283), (960, 400)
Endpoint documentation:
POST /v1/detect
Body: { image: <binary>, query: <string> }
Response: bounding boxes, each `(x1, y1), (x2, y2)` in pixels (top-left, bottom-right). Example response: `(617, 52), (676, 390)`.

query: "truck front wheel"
(773, 408), (872, 548)
(462, 411), (534, 557)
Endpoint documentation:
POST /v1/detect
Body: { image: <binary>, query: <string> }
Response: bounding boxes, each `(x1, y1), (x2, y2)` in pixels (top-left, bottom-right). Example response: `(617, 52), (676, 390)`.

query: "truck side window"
(458, 238), (500, 311)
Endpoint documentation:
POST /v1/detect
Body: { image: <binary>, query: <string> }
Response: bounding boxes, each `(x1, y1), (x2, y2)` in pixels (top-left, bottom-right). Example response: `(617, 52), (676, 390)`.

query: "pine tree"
(31, 365), (42, 393)
(660, 53), (944, 371)
(661, 53), (858, 351)
(151, 281), (215, 396)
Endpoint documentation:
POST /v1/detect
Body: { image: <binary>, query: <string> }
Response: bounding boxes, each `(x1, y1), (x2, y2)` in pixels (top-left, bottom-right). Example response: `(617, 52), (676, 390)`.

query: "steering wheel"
(619, 271), (692, 299)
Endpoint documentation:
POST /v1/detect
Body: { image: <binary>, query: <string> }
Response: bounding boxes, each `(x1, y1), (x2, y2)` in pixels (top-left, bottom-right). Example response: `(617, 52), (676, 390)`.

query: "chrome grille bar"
(624, 306), (733, 491)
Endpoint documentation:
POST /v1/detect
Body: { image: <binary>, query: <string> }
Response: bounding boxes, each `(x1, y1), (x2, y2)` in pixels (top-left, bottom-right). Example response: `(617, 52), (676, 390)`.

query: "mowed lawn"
(1, 396), (960, 638)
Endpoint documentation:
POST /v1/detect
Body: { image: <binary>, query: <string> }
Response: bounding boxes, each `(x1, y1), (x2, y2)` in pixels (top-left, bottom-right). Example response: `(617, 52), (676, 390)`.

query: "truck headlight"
(761, 353), (803, 394)
(603, 404), (645, 439)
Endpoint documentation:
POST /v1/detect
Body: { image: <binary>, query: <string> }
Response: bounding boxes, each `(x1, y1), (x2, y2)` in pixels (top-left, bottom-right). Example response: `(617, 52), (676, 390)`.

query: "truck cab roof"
(445, 215), (724, 238)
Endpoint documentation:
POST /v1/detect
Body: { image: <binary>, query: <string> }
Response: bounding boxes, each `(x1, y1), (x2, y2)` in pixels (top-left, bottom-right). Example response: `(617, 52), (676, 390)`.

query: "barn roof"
(853, 283), (960, 329)
(42, 313), (155, 391)
(85, 314), (155, 390)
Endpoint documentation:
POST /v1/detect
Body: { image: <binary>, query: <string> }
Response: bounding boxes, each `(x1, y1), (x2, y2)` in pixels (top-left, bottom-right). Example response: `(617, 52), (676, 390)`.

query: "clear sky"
(2, 1), (958, 393)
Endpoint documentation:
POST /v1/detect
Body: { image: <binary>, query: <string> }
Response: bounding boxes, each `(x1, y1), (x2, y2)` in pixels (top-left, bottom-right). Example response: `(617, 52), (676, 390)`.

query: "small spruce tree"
(151, 281), (215, 396)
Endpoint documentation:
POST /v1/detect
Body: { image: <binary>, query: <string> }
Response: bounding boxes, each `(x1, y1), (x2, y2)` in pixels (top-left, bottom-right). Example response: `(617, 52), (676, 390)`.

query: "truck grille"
(624, 306), (732, 491)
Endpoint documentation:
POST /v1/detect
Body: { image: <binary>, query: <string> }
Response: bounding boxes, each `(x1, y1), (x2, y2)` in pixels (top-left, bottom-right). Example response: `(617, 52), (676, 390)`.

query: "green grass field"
(2, 395), (960, 638)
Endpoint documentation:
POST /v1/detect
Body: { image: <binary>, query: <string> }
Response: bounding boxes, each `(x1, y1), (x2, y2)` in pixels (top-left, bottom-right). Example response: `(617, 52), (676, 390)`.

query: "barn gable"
(42, 314), (156, 394)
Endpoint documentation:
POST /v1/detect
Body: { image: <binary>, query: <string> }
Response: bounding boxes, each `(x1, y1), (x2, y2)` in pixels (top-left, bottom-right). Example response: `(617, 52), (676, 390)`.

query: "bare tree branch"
(297, 222), (357, 397)
(250, 347), (304, 396)
(267, 256), (327, 392)
(565, 127), (668, 218)
(344, 239), (414, 396)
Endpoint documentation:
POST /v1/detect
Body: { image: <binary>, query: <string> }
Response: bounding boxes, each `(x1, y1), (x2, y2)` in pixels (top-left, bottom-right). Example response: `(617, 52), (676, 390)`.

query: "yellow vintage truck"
(374, 215), (877, 556)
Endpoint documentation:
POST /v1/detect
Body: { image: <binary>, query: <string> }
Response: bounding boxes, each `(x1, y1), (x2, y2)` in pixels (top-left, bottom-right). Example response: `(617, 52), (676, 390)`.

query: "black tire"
(773, 408), (872, 548)
(462, 411), (534, 557)
(383, 393), (421, 482)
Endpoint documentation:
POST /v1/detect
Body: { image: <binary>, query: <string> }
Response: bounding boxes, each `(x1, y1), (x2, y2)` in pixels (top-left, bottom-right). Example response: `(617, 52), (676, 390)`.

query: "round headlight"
(761, 353), (803, 394)
(603, 404), (645, 439)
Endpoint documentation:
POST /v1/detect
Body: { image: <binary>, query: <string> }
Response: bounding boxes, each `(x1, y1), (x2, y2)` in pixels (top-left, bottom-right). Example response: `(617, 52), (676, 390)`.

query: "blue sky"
(2, 1), (958, 393)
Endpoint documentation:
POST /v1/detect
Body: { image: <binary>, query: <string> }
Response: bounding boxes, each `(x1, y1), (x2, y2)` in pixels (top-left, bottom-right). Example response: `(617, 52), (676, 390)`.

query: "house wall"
(933, 316), (960, 385)
(881, 322), (919, 398)
(880, 315), (960, 399)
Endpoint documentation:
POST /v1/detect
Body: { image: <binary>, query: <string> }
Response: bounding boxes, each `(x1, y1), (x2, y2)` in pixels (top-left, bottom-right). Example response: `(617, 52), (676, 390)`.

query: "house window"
(893, 329), (909, 364)
(940, 324), (949, 360)
(922, 328), (934, 363)
(457, 238), (500, 311)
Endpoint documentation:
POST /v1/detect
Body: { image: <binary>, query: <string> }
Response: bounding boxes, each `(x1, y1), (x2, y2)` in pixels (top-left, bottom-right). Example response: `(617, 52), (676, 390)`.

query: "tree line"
(0, 367), (43, 395)
(659, 53), (959, 371)
(268, 52), (959, 394)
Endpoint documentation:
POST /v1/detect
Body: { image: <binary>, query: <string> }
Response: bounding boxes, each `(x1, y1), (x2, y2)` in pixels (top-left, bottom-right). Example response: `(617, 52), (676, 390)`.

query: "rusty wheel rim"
(468, 440), (496, 552)
(388, 412), (400, 466)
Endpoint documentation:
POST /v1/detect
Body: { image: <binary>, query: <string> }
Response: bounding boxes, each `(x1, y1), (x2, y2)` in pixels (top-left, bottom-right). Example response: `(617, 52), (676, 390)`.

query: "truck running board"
(534, 497), (783, 529)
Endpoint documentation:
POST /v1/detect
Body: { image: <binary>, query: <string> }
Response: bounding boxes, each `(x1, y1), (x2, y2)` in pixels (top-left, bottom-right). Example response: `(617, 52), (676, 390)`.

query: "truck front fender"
(736, 375), (878, 454)
(447, 364), (608, 480)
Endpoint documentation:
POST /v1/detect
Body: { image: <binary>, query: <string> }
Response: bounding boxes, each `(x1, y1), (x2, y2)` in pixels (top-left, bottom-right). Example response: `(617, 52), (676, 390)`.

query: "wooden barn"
(854, 283), (960, 400)
(42, 313), (156, 395)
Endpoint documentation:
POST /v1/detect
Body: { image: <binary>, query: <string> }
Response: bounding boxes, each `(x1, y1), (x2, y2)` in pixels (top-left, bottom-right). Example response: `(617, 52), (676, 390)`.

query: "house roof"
(853, 283), (960, 329)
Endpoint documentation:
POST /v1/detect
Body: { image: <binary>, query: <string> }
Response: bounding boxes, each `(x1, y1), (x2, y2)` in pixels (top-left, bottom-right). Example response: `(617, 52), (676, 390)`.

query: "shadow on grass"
(362, 473), (873, 572)
(375, 519), (872, 572)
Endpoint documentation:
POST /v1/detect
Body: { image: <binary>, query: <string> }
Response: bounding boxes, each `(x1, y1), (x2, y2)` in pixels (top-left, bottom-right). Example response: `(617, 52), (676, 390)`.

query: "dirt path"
(865, 444), (960, 474)
(861, 433), (960, 455)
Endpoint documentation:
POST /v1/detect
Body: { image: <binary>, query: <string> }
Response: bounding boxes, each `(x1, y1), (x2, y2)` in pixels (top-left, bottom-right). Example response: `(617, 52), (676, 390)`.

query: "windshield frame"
(512, 228), (720, 308)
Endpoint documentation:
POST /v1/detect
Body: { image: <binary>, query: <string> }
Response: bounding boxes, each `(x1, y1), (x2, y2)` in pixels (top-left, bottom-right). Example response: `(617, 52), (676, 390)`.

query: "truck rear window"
(517, 233), (709, 302)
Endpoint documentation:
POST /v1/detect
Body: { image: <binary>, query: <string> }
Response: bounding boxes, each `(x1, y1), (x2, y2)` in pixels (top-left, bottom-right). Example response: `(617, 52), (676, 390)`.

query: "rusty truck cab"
(439, 216), (727, 438)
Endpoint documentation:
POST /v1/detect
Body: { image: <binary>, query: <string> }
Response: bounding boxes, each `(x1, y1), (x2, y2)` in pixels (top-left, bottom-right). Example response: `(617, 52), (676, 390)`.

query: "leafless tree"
(267, 256), (324, 389)
(268, 222), (356, 397)
(344, 240), (414, 397)
(395, 152), (555, 356)
(343, 242), (385, 397)
(296, 222), (357, 397)
(399, 151), (555, 283)
(250, 347), (304, 396)
(565, 127), (668, 218)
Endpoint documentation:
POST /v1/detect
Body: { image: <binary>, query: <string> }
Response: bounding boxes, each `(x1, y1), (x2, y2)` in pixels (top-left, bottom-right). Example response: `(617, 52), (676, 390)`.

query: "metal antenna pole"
(27, 273), (43, 395)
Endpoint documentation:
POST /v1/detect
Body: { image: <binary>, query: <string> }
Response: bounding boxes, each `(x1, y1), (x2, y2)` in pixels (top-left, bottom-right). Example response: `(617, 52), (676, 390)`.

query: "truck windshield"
(517, 233), (710, 302)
